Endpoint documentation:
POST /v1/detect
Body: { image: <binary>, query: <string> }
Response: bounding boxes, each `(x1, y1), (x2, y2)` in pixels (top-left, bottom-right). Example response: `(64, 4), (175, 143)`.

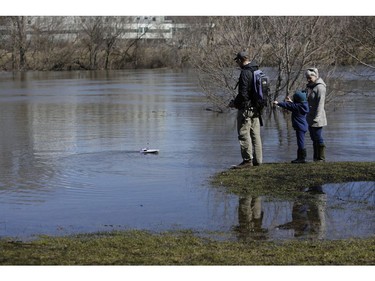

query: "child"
(273, 90), (309, 163)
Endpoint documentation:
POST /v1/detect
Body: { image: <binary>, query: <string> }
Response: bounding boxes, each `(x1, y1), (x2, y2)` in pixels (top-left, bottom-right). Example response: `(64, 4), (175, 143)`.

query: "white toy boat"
(140, 148), (159, 154)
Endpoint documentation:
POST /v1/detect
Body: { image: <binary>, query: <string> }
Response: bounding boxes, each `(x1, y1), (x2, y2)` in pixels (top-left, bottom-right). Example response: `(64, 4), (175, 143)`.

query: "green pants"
(237, 109), (263, 165)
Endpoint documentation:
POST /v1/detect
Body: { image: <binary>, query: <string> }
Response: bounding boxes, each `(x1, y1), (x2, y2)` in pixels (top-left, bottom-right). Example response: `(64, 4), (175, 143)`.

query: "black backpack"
(251, 69), (270, 112)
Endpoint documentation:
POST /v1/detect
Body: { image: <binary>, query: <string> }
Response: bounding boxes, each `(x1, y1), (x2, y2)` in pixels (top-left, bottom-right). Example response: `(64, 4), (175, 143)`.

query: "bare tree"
(77, 16), (105, 70)
(0, 17), (10, 69)
(113, 17), (154, 69)
(262, 17), (347, 99)
(189, 17), (268, 112)
(9, 16), (29, 70)
(102, 16), (131, 70)
(339, 16), (375, 85)
(26, 16), (72, 70)
(188, 16), (351, 112)
(0, 15), (372, 77)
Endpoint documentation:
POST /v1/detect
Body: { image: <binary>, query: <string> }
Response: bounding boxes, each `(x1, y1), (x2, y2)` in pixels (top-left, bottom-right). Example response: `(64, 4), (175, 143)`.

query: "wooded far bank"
(1, 16), (374, 71)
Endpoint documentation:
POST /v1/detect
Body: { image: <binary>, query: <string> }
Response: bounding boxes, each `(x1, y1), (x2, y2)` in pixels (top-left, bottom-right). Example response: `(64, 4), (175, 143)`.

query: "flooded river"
(0, 69), (374, 240)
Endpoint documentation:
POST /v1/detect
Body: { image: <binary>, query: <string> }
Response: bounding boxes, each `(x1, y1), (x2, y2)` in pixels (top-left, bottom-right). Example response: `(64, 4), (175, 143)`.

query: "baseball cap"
(234, 51), (249, 61)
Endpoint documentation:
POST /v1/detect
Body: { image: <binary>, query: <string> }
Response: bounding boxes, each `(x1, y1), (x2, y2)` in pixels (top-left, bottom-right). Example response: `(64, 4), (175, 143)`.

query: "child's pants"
(296, 130), (307, 150)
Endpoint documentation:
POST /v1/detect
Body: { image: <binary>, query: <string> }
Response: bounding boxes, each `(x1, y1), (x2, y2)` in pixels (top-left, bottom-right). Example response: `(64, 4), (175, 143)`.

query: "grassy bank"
(1, 161), (374, 265)
(1, 230), (374, 265)
(211, 161), (375, 198)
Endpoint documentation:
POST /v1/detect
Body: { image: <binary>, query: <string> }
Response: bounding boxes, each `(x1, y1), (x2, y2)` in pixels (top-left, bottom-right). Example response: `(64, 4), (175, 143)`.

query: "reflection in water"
(235, 196), (268, 241)
(278, 186), (327, 239)
(233, 182), (374, 241)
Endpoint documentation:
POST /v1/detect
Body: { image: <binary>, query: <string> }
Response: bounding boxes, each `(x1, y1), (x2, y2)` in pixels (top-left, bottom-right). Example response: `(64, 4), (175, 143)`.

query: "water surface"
(0, 69), (374, 240)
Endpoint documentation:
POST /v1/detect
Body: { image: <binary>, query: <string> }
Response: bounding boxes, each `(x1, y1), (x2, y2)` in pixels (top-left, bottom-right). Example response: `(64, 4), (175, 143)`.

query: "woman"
(305, 68), (327, 162)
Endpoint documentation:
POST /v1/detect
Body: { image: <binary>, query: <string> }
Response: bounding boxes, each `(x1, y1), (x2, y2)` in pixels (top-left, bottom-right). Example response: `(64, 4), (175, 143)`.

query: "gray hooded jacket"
(306, 78), (327, 127)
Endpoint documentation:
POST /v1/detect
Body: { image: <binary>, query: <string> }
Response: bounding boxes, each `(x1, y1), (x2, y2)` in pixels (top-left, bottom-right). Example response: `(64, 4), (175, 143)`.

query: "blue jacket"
(277, 101), (309, 132)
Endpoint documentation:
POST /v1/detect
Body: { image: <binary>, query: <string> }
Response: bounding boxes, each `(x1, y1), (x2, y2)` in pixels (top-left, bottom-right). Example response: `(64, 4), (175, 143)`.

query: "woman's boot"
(316, 144), (326, 162)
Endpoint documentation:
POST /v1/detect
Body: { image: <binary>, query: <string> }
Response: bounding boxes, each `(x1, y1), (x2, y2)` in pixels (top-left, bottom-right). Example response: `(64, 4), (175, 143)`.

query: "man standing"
(229, 51), (263, 169)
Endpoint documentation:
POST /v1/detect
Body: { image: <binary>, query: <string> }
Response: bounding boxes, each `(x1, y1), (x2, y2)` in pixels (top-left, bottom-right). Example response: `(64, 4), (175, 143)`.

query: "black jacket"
(233, 61), (259, 110)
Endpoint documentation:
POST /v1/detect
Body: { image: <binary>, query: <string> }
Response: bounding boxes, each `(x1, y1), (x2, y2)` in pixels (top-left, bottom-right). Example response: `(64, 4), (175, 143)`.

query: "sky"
(2, 0), (374, 16)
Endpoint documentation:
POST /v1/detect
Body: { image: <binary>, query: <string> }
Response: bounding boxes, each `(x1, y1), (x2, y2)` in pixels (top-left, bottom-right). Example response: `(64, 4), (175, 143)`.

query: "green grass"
(211, 161), (375, 198)
(1, 230), (374, 265)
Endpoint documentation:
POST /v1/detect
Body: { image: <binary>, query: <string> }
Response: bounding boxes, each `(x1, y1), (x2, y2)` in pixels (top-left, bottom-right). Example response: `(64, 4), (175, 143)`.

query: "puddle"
(233, 182), (375, 241)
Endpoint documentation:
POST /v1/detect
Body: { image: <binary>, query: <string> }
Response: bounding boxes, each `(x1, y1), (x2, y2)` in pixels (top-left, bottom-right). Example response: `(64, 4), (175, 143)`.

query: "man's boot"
(316, 144), (326, 162)
(232, 160), (253, 169)
(292, 148), (307, 164)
